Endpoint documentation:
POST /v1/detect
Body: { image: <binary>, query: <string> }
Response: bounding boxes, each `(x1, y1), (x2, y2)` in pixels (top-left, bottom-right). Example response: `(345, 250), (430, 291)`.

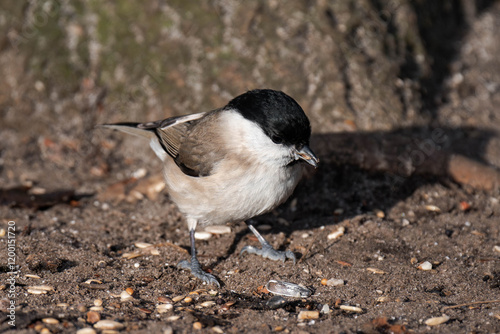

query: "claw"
(177, 259), (220, 287)
(241, 224), (297, 264)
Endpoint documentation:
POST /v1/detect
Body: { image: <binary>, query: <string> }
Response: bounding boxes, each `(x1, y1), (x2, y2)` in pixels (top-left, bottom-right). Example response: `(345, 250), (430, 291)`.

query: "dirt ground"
(1, 1), (500, 333)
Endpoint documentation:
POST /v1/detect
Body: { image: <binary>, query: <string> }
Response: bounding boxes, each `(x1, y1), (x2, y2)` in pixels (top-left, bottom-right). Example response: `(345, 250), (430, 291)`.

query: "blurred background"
(0, 0), (499, 192)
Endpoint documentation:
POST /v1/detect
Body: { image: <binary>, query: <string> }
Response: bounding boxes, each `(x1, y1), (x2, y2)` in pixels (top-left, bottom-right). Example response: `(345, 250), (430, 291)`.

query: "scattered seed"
(166, 315), (180, 322)
(220, 301), (235, 311)
(42, 318), (59, 324)
(139, 307), (152, 314)
(157, 303), (173, 313)
(266, 280), (312, 298)
(93, 320), (125, 330)
(336, 260), (352, 267)
(204, 225), (231, 234)
(339, 305), (363, 313)
(56, 303), (70, 308)
(376, 296), (390, 303)
(459, 201), (471, 211)
(374, 209), (385, 218)
(208, 290), (218, 296)
(327, 226), (345, 240)
(410, 257), (418, 265)
(0, 229), (5, 237)
(76, 328), (97, 334)
(27, 285), (54, 294)
(189, 291), (199, 295)
(25, 274), (41, 279)
(323, 278), (344, 287)
(94, 299), (103, 307)
(274, 326), (285, 332)
(193, 322), (203, 330)
(87, 311), (100, 324)
(184, 296), (193, 303)
(172, 296), (184, 303)
(120, 290), (133, 301)
(418, 261), (433, 271)
(40, 328), (51, 334)
(135, 242), (153, 248)
(85, 279), (102, 284)
(194, 231), (212, 240)
(297, 310), (319, 320)
(89, 306), (104, 312)
(320, 304), (330, 314)
(200, 301), (216, 307)
(402, 218), (410, 226)
(266, 296), (287, 309)
(333, 208), (344, 215)
(257, 224), (272, 231)
(424, 314), (450, 326)
(211, 326), (224, 333)
(425, 205), (441, 212)
(122, 252), (142, 259)
(150, 248), (160, 256)
(158, 296), (173, 304)
(366, 268), (387, 274)
(493, 246), (500, 253)
(125, 288), (134, 295)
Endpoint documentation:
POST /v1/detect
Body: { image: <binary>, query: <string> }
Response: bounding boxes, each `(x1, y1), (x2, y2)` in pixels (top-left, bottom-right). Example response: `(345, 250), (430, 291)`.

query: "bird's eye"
(271, 136), (283, 144)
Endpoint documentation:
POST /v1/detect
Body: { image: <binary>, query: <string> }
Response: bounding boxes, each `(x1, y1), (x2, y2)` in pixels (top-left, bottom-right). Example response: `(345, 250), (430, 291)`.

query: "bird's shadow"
(211, 125), (499, 267)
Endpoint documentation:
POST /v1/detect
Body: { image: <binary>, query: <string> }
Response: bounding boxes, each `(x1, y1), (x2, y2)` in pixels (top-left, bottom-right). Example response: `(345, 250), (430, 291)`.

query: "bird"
(101, 89), (318, 287)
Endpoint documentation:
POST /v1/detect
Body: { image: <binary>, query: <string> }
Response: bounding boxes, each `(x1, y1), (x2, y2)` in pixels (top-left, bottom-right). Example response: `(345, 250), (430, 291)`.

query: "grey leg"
(240, 224), (296, 264)
(177, 229), (220, 287)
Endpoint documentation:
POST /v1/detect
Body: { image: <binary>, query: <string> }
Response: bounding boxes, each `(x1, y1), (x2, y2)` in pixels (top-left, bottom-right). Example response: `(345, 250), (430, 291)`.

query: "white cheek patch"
(220, 110), (293, 166)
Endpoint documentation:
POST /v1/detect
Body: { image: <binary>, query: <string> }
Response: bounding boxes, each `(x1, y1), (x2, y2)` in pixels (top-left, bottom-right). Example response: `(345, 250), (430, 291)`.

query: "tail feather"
(98, 123), (155, 139)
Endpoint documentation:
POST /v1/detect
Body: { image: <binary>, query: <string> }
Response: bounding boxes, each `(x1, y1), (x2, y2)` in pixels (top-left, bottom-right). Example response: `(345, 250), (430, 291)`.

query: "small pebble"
(493, 245), (500, 253)
(87, 311), (101, 324)
(339, 305), (363, 313)
(94, 299), (103, 307)
(333, 208), (344, 215)
(77, 304), (87, 313)
(327, 226), (345, 240)
(157, 303), (173, 313)
(320, 304), (330, 314)
(40, 328), (51, 334)
(418, 261), (433, 271)
(194, 232), (212, 240)
(402, 218), (410, 226)
(76, 328), (97, 334)
(163, 326), (173, 334)
(125, 288), (134, 295)
(42, 318), (59, 324)
(93, 320), (125, 330)
(297, 310), (319, 320)
(204, 225), (231, 234)
(266, 296), (287, 309)
(425, 314), (450, 326)
(193, 322), (203, 330)
(0, 229), (5, 237)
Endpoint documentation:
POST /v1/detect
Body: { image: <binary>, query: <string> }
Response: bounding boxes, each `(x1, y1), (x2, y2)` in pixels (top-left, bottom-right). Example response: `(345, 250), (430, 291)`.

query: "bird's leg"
(240, 223), (296, 264)
(177, 229), (220, 287)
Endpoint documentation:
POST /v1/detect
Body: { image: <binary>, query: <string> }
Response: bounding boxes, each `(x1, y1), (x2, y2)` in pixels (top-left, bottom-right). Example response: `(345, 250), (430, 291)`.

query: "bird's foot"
(177, 257), (220, 287)
(241, 243), (296, 264)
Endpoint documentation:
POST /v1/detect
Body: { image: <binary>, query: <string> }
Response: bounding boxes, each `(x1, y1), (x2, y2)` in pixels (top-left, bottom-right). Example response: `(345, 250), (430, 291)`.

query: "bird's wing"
(153, 111), (226, 177)
(101, 111), (224, 177)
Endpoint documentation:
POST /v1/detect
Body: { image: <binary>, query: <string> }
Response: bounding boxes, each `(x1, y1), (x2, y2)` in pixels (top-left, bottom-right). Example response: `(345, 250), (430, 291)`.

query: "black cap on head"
(227, 89), (311, 148)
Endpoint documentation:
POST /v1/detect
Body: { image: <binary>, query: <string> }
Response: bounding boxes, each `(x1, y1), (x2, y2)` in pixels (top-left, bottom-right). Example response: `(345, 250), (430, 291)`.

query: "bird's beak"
(294, 145), (319, 168)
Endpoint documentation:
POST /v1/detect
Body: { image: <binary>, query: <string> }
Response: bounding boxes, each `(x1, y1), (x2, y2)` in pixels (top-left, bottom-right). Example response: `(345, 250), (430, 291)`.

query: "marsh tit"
(102, 89), (318, 287)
